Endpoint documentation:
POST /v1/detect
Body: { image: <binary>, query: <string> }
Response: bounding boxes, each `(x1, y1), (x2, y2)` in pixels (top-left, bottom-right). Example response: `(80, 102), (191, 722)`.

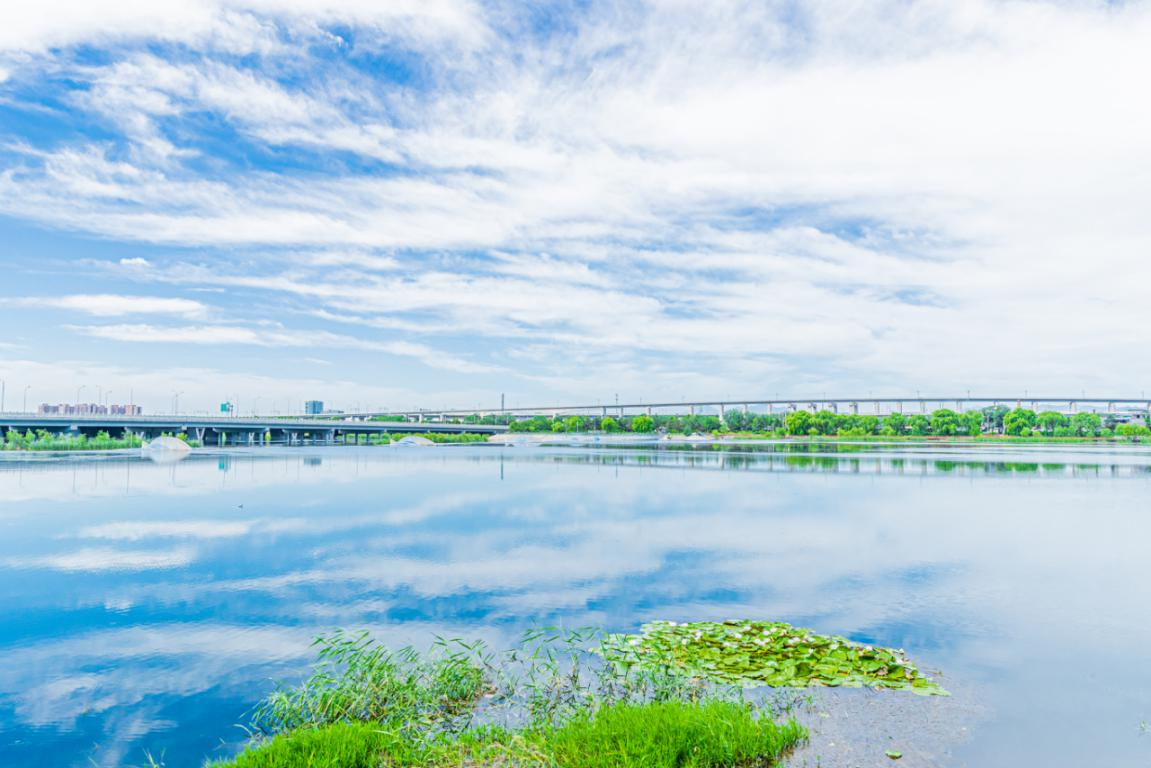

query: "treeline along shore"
(493, 406), (1149, 439)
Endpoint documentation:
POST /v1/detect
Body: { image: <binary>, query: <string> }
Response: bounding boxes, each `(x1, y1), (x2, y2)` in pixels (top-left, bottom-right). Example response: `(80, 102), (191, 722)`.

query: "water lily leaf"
(598, 620), (948, 696)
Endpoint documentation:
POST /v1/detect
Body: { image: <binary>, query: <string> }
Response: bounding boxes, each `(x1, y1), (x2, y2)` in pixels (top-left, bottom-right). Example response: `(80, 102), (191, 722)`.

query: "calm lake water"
(1, 442), (1149, 767)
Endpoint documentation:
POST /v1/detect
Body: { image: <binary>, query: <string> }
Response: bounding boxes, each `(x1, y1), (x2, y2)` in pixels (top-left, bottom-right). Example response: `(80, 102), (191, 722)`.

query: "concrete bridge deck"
(0, 414), (506, 446)
(360, 396), (1151, 421)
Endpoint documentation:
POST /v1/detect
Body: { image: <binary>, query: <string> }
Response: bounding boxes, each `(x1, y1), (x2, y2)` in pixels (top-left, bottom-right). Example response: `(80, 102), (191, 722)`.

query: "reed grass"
(212, 628), (806, 768)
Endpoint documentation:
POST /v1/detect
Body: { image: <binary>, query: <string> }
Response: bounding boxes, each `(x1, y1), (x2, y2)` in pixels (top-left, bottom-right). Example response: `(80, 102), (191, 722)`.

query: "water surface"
(1, 442), (1149, 767)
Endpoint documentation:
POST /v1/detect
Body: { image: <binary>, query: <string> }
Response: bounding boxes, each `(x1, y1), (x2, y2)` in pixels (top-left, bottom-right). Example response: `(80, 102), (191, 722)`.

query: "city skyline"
(3, 1), (1151, 413)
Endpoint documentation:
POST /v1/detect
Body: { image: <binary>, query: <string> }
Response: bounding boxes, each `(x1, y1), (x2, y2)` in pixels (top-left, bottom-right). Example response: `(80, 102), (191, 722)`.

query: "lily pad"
(599, 620), (947, 695)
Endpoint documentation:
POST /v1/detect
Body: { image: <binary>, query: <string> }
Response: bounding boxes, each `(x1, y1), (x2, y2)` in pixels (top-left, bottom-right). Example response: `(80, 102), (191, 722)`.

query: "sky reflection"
(1, 445), (1149, 767)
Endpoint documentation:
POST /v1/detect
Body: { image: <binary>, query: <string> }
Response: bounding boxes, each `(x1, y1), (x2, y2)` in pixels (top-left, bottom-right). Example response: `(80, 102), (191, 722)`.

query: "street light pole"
(76, 385), (86, 413)
(23, 385), (30, 414)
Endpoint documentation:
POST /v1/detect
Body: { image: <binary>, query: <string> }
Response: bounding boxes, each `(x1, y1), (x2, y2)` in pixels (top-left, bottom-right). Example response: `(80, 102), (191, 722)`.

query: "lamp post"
(76, 385), (86, 415)
(172, 391), (184, 415)
(23, 385), (30, 414)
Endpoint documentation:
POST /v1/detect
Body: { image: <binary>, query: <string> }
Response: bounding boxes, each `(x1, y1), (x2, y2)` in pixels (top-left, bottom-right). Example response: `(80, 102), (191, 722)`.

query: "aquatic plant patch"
(600, 620), (946, 695)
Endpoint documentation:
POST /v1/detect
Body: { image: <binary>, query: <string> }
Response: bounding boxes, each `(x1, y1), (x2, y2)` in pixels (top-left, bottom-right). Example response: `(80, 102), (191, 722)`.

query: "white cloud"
(4, 546), (197, 572)
(13, 294), (208, 318)
(0, 0), (487, 55)
(67, 323), (503, 373)
(74, 520), (260, 540)
(1, 0), (1150, 399)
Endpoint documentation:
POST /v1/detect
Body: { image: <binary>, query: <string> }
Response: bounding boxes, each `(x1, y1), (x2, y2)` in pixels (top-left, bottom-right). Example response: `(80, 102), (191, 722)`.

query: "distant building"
(38, 403), (142, 416)
(305, 400), (324, 415)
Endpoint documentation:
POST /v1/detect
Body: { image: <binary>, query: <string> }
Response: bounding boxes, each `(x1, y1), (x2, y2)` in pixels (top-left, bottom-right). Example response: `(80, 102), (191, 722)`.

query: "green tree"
(963, 411), (983, 436)
(564, 415), (586, 433)
(785, 410), (813, 435)
(982, 405), (1009, 434)
(930, 409), (961, 436)
(1070, 412), (1102, 437)
(632, 414), (655, 433)
(601, 416), (620, 433)
(1036, 411), (1068, 435)
(1003, 408), (1038, 436)
(724, 409), (749, 431)
(1116, 423), (1151, 438)
(908, 415), (930, 436)
(812, 410), (839, 436)
(883, 412), (907, 435)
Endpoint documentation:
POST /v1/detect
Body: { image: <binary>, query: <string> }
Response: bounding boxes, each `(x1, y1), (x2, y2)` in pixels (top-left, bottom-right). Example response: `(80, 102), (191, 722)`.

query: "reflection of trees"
(490, 446), (1144, 479)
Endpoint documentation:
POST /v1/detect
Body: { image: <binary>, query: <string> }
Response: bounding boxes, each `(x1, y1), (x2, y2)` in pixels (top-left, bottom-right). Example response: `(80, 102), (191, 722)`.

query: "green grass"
(545, 700), (804, 768)
(218, 722), (405, 767)
(215, 701), (803, 768)
(209, 628), (807, 768)
(411, 432), (489, 444)
(1, 428), (145, 451)
(250, 631), (486, 736)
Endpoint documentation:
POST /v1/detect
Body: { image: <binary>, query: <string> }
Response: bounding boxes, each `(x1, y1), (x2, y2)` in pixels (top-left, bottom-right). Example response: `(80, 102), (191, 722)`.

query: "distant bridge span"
(361, 395), (1151, 422)
(0, 414), (506, 446)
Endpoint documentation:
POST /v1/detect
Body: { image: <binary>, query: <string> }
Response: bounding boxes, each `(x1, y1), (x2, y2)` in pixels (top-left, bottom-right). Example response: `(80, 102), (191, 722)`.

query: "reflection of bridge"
(377, 396), (1151, 423)
(0, 415), (506, 446)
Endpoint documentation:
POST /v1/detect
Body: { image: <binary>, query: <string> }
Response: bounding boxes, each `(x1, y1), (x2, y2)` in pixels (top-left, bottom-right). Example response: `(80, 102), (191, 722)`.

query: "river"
(1, 441), (1148, 767)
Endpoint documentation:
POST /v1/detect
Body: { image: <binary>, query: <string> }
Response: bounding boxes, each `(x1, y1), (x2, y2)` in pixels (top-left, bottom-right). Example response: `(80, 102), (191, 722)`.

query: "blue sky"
(2, 0), (1150, 414)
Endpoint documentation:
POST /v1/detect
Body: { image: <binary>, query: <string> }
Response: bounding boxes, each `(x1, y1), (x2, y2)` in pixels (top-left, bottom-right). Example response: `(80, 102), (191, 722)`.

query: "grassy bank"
(411, 432), (489, 444)
(1, 429), (145, 451)
(212, 629), (808, 768)
(220, 701), (802, 768)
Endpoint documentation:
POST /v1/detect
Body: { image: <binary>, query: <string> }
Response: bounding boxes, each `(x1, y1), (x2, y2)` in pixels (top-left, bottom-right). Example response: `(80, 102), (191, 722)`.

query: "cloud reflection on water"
(0, 445), (1149, 767)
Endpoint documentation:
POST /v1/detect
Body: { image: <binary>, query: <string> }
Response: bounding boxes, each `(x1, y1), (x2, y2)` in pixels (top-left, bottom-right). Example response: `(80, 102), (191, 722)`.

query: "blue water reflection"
(1, 443), (1149, 767)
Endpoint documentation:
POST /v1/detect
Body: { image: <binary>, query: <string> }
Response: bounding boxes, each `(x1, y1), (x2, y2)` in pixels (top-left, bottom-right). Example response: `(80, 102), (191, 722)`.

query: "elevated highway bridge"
(377, 396), (1151, 423)
(0, 414), (506, 446)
